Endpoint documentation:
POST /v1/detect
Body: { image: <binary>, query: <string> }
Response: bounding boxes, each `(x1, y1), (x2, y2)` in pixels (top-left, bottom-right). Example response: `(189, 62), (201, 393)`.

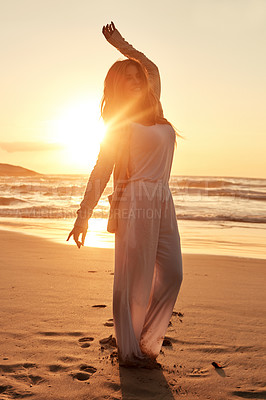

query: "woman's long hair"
(100, 59), (184, 141)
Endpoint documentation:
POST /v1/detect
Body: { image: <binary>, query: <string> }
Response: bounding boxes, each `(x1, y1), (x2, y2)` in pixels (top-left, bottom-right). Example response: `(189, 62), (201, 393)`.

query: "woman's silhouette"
(67, 22), (183, 368)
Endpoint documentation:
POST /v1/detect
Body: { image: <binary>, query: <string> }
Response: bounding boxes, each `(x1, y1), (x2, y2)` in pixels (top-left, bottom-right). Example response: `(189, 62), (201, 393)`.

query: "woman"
(67, 22), (183, 369)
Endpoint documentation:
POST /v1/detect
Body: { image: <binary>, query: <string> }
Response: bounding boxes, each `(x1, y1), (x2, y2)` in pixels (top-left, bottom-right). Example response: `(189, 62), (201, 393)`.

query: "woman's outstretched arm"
(102, 22), (162, 101)
(67, 130), (116, 247)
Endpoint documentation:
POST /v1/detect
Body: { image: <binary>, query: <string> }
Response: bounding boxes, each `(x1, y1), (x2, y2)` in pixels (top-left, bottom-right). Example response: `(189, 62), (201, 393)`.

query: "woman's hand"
(102, 21), (116, 40)
(66, 226), (87, 249)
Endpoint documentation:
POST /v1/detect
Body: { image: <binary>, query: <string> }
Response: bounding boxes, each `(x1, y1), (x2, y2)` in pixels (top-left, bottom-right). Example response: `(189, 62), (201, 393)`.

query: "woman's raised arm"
(102, 22), (162, 101)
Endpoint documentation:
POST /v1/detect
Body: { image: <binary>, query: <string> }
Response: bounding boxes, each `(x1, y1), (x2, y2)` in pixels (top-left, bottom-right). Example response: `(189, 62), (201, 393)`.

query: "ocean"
(0, 175), (265, 259)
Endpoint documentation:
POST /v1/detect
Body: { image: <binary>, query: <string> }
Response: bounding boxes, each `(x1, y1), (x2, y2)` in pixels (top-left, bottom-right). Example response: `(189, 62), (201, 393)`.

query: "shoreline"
(0, 227), (264, 262)
(0, 216), (265, 260)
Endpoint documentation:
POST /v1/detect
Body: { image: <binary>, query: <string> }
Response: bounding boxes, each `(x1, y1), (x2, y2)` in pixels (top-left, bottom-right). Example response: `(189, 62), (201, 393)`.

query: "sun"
(50, 99), (106, 170)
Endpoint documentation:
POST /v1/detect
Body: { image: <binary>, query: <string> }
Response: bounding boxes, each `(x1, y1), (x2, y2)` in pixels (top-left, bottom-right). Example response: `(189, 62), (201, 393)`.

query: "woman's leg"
(113, 182), (161, 363)
(139, 195), (183, 359)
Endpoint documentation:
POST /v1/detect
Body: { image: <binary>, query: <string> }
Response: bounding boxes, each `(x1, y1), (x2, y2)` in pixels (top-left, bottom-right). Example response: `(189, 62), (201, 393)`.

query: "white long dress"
(113, 122), (183, 362)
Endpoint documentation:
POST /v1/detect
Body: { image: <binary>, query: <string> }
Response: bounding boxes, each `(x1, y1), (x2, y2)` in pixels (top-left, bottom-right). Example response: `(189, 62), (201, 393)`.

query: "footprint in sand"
(67, 332), (84, 337)
(71, 365), (97, 381)
(79, 364), (97, 374)
(232, 390), (266, 398)
(78, 336), (94, 348)
(38, 331), (60, 336)
(104, 321), (114, 327)
(0, 363), (46, 399)
(99, 335), (117, 348)
(0, 383), (33, 398)
(0, 362), (37, 373)
(78, 337), (94, 342)
(80, 343), (91, 348)
(48, 364), (68, 372)
(38, 331), (84, 337)
(92, 304), (107, 308)
(12, 373), (45, 385)
(72, 371), (91, 381)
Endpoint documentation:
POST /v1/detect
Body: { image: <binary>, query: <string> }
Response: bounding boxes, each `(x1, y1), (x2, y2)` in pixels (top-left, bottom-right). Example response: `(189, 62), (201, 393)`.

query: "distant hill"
(0, 163), (42, 176)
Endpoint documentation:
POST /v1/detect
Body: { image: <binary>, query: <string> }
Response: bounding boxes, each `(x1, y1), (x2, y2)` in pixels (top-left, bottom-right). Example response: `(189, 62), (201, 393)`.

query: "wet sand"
(0, 230), (265, 399)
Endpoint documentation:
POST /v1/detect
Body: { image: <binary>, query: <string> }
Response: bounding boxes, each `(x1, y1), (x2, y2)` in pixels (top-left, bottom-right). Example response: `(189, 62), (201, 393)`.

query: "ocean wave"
(170, 187), (266, 201)
(170, 177), (266, 189)
(175, 214), (266, 224)
(0, 197), (26, 206)
(1, 175), (265, 225)
(0, 206), (78, 218)
(170, 177), (235, 188)
(2, 178), (265, 202)
(1, 183), (113, 198)
(5, 184), (86, 196)
(1, 206), (265, 224)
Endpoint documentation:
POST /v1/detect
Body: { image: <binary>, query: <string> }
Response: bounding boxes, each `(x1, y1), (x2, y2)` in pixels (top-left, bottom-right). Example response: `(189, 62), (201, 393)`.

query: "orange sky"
(0, 0), (265, 178)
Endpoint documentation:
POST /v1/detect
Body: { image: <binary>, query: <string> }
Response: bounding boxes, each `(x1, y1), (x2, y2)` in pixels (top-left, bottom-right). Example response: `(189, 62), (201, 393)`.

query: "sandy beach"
(0, 230), (265, 400)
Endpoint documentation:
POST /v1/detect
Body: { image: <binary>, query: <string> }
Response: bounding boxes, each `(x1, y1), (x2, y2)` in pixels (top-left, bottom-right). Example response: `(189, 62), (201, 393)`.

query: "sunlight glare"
(51, 99), (106, 169)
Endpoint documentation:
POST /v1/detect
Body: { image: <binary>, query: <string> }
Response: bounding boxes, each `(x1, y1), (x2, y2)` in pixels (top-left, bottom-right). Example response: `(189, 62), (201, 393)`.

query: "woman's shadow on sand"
(118, 364), (176, 399)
